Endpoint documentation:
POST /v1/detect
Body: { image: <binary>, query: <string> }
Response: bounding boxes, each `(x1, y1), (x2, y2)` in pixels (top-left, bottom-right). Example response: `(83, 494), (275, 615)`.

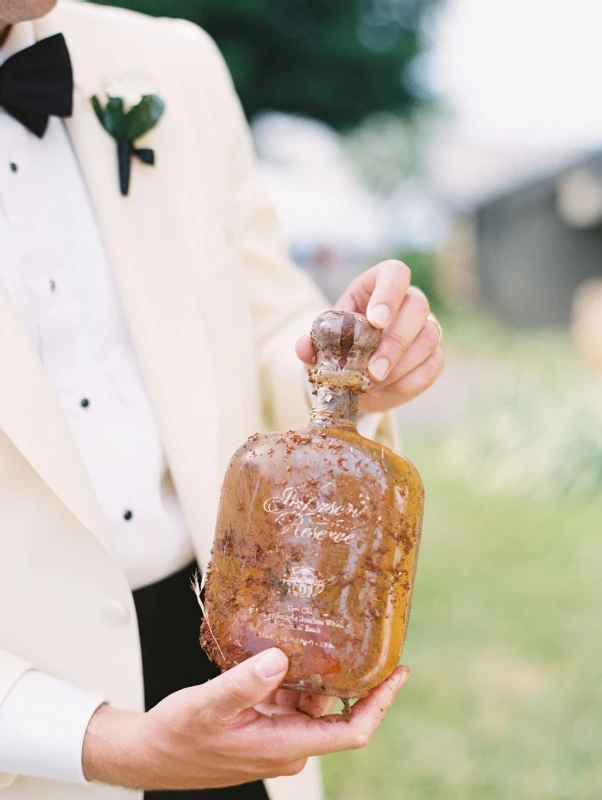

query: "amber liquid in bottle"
(201, 311), (424, 698)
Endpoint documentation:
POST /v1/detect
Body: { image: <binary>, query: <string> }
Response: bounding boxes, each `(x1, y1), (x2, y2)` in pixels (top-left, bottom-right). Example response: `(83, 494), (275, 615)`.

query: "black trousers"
(133, 562), (269, 800)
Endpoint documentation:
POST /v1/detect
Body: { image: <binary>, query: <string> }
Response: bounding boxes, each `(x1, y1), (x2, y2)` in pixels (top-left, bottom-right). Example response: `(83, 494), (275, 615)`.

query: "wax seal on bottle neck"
(308, 310), (381, 392)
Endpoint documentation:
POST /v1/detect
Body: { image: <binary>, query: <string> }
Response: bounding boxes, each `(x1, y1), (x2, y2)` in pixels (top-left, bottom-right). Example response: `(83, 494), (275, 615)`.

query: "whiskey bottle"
(201, 310), (424, 699)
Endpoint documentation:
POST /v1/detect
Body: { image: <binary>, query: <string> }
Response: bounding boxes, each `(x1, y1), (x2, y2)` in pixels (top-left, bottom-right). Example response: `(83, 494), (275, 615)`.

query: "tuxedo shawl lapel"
(35, 8), (222, 569)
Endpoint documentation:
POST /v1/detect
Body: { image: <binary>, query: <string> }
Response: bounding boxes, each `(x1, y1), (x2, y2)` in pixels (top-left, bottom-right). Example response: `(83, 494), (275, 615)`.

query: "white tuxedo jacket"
(0, 3), (397, 798)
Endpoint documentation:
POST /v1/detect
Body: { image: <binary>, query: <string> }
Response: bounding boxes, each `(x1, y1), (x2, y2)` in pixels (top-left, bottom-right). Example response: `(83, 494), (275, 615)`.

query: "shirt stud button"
(123, 509), (133, 521)
(80, 398), (90, 408)
(103, 601), (131, 626)
(9, 162), (17, 173)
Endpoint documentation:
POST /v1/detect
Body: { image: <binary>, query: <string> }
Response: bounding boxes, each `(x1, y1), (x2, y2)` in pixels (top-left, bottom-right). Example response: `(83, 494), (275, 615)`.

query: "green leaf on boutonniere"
(123, 95), (165, 141)
(91, 94), (165, 143)
(92, 95), (128, 140)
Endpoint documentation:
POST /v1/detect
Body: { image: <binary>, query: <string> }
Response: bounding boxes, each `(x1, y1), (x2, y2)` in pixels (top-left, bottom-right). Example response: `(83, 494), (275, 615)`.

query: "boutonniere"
(91, 71), (165, 196)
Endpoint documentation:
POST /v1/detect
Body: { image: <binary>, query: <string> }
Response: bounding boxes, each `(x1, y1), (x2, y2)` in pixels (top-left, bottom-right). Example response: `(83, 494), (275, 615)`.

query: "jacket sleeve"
(176, 20), (400, 448)
(0, 649), (32, 708)
(228, 109), (400, 448)
(215, 63), (327, 432)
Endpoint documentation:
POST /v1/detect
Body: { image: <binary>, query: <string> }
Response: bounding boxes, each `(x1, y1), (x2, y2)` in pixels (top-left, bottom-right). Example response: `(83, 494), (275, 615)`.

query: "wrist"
(82, 703), (146, 788)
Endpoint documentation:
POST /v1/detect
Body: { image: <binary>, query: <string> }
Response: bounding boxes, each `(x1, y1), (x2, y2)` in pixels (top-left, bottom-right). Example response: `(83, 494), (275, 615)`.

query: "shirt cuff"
(0, 670), (106, 784)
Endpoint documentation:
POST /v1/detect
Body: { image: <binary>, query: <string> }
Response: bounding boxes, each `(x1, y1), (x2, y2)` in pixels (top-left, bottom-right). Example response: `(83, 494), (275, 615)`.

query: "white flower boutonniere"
(91, 70), (165, 196)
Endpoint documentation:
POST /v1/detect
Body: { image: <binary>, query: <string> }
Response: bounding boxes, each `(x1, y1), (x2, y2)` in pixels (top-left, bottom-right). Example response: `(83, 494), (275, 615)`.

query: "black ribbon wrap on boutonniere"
(92, 94), (165, 196)
(117, 139), (155, 196)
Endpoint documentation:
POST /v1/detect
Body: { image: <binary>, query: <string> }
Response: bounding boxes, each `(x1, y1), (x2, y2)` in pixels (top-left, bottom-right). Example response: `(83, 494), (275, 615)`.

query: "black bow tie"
(0, 33), (73, 138)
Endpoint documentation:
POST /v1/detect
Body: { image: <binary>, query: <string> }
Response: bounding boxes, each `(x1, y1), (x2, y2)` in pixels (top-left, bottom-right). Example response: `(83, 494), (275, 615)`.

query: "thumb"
(205, 648), (289, 719)
(295, 333), (315, 365)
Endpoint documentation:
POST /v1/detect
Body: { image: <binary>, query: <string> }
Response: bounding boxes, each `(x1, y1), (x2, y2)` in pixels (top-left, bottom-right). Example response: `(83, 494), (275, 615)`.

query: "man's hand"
(296, 260), (444, 414)
(82, 648), (409, 791)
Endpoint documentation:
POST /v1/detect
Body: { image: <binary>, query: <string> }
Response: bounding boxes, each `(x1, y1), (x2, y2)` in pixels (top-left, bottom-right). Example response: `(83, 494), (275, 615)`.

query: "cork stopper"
(308, 310), (381, 392)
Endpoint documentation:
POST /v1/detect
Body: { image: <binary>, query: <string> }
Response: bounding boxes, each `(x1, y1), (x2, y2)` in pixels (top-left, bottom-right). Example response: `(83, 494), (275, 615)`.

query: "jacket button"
(103, 601), (131, 625)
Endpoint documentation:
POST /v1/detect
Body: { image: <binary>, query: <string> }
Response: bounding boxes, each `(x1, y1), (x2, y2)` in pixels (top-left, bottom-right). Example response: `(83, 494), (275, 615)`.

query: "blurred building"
(441, 153), (602, 326)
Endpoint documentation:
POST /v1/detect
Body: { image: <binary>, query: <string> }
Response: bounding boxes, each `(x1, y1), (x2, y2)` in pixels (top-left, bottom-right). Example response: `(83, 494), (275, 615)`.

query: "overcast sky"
(430, 0), (602, 151)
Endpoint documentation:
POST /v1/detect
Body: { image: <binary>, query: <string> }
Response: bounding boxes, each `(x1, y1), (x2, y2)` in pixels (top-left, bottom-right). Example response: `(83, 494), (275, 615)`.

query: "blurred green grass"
(322, 316), (602, 800)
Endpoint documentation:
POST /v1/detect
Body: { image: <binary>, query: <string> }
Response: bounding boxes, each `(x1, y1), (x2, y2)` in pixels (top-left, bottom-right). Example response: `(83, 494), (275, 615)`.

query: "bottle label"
(248, 601), (344, 650)
(283, 565), (327, 598)
(238, 485), (373, 652)
(263, 486), (366, 545)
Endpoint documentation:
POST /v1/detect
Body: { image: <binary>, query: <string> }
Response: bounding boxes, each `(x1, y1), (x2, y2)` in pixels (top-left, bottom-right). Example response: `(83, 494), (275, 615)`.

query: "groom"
(0, 1), (444, 799)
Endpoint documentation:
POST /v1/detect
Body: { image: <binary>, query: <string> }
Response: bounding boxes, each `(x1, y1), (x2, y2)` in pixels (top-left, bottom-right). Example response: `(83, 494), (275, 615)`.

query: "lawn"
(322, 318), (602, 800)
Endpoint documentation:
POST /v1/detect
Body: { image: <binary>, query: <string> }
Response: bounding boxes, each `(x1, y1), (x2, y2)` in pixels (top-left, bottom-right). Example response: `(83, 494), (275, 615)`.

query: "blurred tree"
(395, 250), (444, 313)
(87, 0), (440, 129)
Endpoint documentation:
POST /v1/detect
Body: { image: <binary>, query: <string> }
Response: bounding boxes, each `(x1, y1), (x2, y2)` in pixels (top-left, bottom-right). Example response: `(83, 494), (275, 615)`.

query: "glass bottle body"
(202, 390), (424, 699)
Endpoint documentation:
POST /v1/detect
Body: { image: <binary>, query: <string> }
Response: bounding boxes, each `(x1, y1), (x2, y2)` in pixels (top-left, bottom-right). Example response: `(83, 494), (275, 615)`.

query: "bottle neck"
(309, 385), (360, 429)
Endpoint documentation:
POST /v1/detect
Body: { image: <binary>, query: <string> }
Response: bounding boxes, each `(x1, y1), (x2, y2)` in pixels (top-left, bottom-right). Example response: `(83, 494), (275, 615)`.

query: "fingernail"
(369, 357), (389, 381)
(395, 667), (411, 688)
(254, 648), (287, 680)
(367, 304), (390, 328)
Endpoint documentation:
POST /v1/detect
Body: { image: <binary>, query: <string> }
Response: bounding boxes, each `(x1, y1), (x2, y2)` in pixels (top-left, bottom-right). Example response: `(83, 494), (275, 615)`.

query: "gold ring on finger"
(427, 312), (443, 343)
